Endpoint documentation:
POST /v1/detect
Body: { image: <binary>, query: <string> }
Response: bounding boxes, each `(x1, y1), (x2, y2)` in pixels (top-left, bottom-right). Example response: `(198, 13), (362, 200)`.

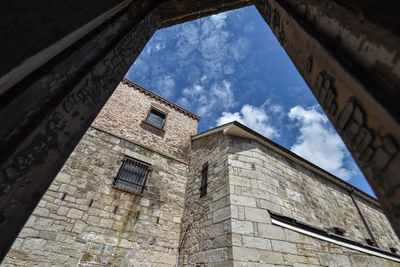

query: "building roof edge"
(122, 78), (201, 122)
(192, 121), (379, 207)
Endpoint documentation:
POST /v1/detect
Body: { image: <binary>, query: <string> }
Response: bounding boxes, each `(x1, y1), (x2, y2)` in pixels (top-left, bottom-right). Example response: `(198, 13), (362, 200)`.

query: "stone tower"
(2, 78), (200, 266)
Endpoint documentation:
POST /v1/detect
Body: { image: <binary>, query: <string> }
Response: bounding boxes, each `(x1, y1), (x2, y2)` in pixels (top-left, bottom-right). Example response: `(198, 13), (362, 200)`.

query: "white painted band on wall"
(271, 218), (400, 263)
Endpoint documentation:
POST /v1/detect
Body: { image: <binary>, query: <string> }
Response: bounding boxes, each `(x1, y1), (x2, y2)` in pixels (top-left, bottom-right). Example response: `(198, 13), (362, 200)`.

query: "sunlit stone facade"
(3, 80), (400, 267)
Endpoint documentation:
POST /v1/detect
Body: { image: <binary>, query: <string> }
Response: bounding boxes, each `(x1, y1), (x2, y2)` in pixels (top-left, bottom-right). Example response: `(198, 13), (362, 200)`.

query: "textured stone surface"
(2, 0), (400, 260)
(2, 0), (400, 258)
(3, 125), (400, 266)
(92, 81), (198, 163)
(178, 133), (231, 266)
(226, 134), (400, 266)
(179, 133), (400, 266)
(3, 127), (189, 266)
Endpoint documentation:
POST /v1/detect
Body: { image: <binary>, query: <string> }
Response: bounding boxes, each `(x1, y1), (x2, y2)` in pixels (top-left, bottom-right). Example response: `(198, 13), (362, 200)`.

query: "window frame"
(200, 162), (208, 197)
(145, 107), (167, 129)
(112, 156), (151, 196)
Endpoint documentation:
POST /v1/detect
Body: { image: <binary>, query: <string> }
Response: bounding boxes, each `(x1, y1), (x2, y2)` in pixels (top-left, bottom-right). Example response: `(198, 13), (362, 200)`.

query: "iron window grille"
(200, 162), (208, 197)
(145, 107), (167, 129)
(113, 157), (151, 195)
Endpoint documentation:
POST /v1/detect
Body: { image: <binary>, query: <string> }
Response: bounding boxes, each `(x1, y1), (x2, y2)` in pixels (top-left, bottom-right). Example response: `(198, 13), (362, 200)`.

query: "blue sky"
(125, 6), (375, 197)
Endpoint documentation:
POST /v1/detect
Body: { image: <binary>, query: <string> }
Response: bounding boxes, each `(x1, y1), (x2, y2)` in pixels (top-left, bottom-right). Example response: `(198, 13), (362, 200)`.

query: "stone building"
(2, 79), (200, 267)
(2, 79), (400, 266)
(179, 122), (400, 266)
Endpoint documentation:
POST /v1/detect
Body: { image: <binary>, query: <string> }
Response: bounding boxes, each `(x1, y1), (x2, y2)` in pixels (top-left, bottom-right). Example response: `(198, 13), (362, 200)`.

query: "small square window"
(200, 162), (208, 197)
(146, 107), (166, 129)
(113, 157), (151, 195)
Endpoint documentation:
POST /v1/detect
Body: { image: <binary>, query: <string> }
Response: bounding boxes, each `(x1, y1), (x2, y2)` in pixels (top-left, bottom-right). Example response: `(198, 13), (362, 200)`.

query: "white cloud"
(179, 80), (236, 117)
(153, 75), (176, 98)
(230, 37), (251, 61)
(210, 13), (228, 28)
(210, 81), (236, 108)
(288, 106), (353, 180)
(174, 10), (250, 81)
(262, 99), (284, 116)
(127, 8), (253, 116)
(171, 11), (253, 117)
(244, 22), (255, 33)
(269, 104), (283, 114)
(216, 104), (279, 138)
(155, 42), (166, 51)
(176, 23), (199, 59)
(216, 111), (242, 124)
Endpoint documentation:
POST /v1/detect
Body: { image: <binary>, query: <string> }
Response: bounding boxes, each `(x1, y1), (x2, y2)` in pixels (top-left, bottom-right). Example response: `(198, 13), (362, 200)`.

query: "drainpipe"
(350, 188), (377, 246)
(175, 251), (179, 267)
(176, 223), (191, 267)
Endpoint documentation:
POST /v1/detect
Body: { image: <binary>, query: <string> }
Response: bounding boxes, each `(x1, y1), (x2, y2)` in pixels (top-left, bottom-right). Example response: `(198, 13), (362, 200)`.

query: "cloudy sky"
(125, 6), (375, 197)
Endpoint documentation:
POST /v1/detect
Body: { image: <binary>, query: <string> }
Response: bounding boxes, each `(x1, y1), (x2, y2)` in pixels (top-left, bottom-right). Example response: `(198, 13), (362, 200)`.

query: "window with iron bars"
(112, 156), (151, 195)
(200, 162), (208, 197)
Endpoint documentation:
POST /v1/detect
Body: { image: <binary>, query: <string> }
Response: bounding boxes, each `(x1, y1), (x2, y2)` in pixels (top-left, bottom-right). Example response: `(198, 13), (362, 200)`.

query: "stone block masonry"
(2, 127), (189, 267)
(227, 134), (400, 266)
(178, 133), (232, 266)
(3, 113), (400, 266)
(2, 0), (400, 258)
(180, 129), (400, 266)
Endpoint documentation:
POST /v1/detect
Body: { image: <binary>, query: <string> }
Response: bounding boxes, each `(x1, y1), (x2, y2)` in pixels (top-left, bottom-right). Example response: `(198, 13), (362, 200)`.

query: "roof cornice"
(192, 121), (380, 207)
(122, 78), (201, 122)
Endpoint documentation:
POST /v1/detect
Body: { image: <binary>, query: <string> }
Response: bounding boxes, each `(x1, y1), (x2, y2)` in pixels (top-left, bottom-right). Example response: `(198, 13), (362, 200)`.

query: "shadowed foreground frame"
(1, 0), (400, 262)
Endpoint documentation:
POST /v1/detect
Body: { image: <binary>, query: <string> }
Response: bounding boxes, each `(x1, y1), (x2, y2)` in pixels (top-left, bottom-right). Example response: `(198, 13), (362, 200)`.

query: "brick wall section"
(178, 133), (233, 266)
(227, 134), (400, 266)
(2, 127), (188, 267)
(92, 80), (199, 163)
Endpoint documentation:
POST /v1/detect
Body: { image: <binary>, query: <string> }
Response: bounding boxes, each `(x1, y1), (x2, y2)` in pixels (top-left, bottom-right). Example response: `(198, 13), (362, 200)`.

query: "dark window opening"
(200, 162), (208, 197)
(145, 107), (166, 129)
(113, 157), (151, 195)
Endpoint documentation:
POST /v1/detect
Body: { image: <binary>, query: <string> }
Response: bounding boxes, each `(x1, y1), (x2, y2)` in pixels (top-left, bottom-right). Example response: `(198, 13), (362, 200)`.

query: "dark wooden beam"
(0, 1), (160, 261)
(157, 0), (254, 28)
(1, 0), (400, 262)
(256, 0), (400, 237)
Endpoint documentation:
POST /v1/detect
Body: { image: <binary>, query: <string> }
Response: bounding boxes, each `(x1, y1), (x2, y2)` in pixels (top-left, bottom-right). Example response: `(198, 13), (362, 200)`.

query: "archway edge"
(0, 0), (400, 262)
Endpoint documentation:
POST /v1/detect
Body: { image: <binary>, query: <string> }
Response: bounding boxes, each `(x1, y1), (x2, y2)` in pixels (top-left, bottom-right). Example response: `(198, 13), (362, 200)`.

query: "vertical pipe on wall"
(350, 189), (377, 246)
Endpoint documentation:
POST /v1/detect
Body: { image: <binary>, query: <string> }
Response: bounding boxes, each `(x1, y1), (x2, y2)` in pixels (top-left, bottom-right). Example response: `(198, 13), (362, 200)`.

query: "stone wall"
(226, 134), (400, 266)
(2, 127), (188, 267)
(3, 126), (400, 266)
(355, 194), (400, 249)
(3, 0), (400, 257)
(178, 133), (232, 266)
(179, 132), (400, 266)
(92, 80), (199, 162)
